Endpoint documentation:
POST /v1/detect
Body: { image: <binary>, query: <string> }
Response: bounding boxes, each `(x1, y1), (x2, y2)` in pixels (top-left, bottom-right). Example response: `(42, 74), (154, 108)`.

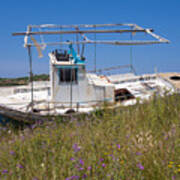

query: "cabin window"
(59, 68), (78, 83)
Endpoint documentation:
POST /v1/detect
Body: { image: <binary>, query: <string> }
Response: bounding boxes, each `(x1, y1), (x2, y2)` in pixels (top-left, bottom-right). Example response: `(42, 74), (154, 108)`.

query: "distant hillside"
(0, 74), (49, 87)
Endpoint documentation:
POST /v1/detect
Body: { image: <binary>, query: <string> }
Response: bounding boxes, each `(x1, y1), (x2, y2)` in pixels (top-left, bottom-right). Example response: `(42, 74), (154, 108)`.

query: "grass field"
(0, 94), (179, 179)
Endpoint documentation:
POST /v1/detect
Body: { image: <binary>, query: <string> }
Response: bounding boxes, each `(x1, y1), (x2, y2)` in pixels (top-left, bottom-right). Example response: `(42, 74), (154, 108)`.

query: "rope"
(75, 27), (80, 54)
(130, 28), (137, 75)
(81, 41), (85, 58)
(60, 27), (63, 49)
(38, 28), (46, 50)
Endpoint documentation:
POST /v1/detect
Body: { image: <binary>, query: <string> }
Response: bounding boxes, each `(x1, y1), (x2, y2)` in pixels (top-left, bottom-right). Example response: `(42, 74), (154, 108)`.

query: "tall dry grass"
(0, 94), (179, 179)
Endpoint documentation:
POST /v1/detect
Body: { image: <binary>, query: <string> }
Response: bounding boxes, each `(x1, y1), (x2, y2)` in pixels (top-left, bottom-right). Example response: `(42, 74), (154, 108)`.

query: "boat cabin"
(49, 45), (114, 108)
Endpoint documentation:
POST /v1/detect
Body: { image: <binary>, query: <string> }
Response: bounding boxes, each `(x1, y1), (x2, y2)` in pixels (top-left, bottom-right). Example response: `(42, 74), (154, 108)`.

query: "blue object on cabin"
(68, 44), (85, 64)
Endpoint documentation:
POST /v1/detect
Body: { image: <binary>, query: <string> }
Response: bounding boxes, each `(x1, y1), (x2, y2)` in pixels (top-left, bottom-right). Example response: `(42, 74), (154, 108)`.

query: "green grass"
(0, 94), (180, 179)
(0, 74), (49, 86)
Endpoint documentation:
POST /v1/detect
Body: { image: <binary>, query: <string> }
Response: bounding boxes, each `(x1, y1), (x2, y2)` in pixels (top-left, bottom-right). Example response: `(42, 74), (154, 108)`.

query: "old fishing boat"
(0, 23), (176, 122)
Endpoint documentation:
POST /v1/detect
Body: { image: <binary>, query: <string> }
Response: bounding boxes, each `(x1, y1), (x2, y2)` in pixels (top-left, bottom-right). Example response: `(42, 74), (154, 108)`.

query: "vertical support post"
(47, 101), (50, 115)
(75, 27), (80, 55)
(94, 27), (97, 73)
(103, 86), (106, 105)
(60, 27), (63, 50)
(130, 32), (133, 73)
(50, 59), (55, 108)
(27, 45), (34, 111)
(76, 102), (79, 112)
(70, 67), (73, 109)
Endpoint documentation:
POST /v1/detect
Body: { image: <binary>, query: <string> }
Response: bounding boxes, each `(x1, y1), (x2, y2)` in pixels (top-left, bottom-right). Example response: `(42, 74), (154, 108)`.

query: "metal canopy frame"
(12, 23), (170, 47)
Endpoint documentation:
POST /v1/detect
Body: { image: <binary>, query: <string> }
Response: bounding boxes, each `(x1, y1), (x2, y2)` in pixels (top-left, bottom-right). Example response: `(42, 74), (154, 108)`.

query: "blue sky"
(0, 0), (180, 77)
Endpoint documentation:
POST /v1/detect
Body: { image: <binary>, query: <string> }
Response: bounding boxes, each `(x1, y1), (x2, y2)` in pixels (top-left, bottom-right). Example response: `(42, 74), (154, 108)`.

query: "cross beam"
(12, 29), (153, 36)
(26, 40), (169, 47)
(28, 23), (135, 29)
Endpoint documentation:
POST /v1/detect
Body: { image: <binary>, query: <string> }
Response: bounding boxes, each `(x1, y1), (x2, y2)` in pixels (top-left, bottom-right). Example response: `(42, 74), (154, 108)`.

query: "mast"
(27, 45), (34, 111)
(26, 25), (34, 112)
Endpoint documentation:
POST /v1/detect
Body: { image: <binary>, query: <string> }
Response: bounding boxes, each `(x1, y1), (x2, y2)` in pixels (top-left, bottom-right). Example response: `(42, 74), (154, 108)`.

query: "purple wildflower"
(2, 169), (8, 174)
(172, 175), (176, 180)
(136, 152), (142, 156)
(117, 144), (121, 149)
(87, 166), (91, 170)
(82, 174), (87, 178)
(102, 163), (106, 168)
(70, 157), (75, 161)
(78, 167), (84, 171)
(99, 158), (104, 162)
(137, 163), (144, 170)
(72, 144), (81, 153)
(71, 176), (80, 179)
(165, 136), (169, 140)
(79, 159), (84, 165)
(17, 164), (24, 169)
(10, 151), (15, 155)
